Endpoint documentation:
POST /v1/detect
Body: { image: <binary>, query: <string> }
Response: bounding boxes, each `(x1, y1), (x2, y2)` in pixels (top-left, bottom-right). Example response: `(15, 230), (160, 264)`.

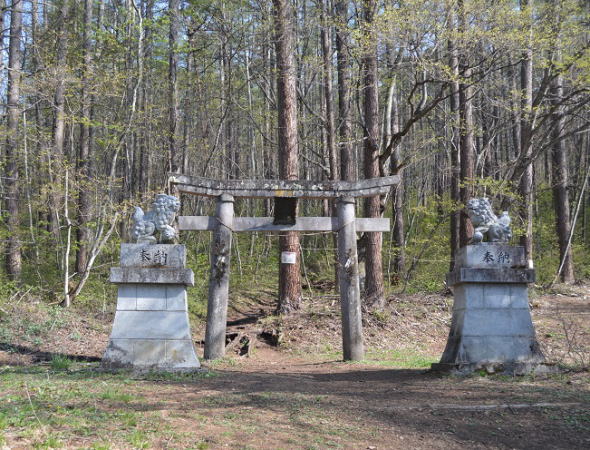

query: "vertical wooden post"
(337, 197), (364, 361)
(204, 194), (234, 360)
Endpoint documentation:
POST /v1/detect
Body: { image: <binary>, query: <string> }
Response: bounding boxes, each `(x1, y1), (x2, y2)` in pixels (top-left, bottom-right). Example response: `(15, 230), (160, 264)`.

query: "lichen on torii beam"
(169, 174), (400, 198)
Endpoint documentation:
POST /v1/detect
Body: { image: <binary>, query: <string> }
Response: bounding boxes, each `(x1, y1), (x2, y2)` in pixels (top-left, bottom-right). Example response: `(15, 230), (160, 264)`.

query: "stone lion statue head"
(152, 194), (181, 227)
(466, 198), (497, 228)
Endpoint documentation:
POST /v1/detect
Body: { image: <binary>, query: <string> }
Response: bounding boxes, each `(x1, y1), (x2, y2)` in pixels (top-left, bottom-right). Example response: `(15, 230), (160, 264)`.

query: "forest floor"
(0, 284), (589, 449)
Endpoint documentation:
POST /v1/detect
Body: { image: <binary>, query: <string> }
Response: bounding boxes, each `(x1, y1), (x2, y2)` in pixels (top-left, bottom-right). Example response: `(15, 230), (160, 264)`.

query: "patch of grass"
(126, 430), (149, 449)
(100, 389), (135, 403)
(363, 348), (438, 368)
(140, 369), (217, 382)
(50, 355), (73, 371)
(370, 309), (391, 324)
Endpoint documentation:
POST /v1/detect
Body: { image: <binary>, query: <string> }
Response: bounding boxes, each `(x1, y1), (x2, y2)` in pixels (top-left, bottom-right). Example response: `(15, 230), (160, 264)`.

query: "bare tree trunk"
(458, 0), (474, 247)
(448, 4), (461, 270)
(139, 0), (153, 193)
(389, 78), (405, 275)
(335, 0), (354, 182)
(551, 71), (575, 282)
(168, 0), (180, 173)
(320, 0), (339, 289)
(361, 0), (384, 308)
(321, 0), (337, 183)
(273, 0), (302, 313)
(518, 0), (534, 264)
(4, 0), (24, 279)
(75, 0), (94, 275)
(49, 0), (70, 239)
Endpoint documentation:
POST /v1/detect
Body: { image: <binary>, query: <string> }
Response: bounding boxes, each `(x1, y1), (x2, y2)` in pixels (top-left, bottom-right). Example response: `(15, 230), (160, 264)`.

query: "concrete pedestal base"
(434, 244), (547, 375)
(102, 245), (201, 371)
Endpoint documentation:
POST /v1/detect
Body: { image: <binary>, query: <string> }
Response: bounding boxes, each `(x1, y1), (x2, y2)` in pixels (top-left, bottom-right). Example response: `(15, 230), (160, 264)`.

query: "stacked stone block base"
(433, 244), (551, 375)
(102, 245), (201, 371)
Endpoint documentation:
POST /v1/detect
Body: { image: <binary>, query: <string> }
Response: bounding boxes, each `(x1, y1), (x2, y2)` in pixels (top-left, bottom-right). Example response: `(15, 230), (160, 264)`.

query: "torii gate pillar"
(204, 194), (234, 360)
(337, 197), (364, 360)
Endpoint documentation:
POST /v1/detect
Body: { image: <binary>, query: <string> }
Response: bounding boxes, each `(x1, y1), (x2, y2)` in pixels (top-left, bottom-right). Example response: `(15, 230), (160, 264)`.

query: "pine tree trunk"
(273, 0), (302, 314)
(551, 72), (575, 282)
(362, 0), (385, 309)
(4, 0), (24, 279)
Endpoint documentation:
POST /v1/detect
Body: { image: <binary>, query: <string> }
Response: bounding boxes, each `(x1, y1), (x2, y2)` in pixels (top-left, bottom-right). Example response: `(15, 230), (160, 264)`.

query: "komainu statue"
(131, 194), (180, 244)
(466, 198), (512, 244)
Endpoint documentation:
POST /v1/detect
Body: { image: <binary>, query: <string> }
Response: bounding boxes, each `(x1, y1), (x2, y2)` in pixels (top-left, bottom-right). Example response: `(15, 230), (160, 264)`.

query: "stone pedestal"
(432, 244), (547, 375)
(102, 244), (201, 371)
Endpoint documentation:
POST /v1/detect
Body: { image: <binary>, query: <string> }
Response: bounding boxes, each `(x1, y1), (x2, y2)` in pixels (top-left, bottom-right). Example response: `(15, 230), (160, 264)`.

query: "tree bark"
(361, 0), (385, 308)
(518, 0), (534, 264)
(273, 0), (302, 313)
(458, 0), (474, 247)
(75, 0), (94, 276)
(321, 0), (337, 183)
(49, 0), (70, 239)
(551, 72), (575, 282)
(4, 0), (24, 279)
(335, 0), (354, 182)
(389, 78), (405, 275)
(448, 4), (461, 270)
(168, 0), (180, 174)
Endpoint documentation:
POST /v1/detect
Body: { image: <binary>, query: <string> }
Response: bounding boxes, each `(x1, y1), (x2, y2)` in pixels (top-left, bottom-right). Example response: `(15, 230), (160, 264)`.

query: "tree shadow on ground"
(2, 353), (588, 449)
(0, 342), (102, 363)
(134, 369), (590, 449)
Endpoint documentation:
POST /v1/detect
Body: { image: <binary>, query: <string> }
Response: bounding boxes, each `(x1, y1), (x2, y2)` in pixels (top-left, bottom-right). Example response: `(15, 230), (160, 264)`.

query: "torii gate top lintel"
(169, 173), (400, 199)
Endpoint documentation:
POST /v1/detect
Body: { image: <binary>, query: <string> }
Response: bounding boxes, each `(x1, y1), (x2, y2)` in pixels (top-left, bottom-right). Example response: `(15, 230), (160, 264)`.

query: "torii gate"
(169, 174), (399, 361)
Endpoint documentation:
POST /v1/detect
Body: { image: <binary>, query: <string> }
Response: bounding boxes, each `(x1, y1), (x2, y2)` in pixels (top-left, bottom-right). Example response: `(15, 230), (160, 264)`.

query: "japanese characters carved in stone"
(131, 194), (180, 244)
(466, 198), (512, 244)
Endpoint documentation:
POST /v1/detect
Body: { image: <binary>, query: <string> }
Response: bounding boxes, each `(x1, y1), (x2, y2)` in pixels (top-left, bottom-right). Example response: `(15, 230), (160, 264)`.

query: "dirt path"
(109, 347), (587, 449)
(1, 289), (590, 448)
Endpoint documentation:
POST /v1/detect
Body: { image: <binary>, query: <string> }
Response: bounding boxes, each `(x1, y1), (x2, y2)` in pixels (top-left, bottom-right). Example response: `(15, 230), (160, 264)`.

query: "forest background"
(1, 0), (589, 315)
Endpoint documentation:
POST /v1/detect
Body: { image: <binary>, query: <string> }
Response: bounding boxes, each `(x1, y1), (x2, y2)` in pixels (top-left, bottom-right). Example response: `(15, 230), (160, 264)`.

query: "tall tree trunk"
(139, 0), (154, 193)
(75, 0), (94, 276)
(448, 4), (461, 270)
(49, 0), (70, 239)
(320, 0), (339, 289)
(361, 0), (384, 308)
(389, 78), (405, 275)
(551, 72), (575, 282)
(335, 0), (354, 182)
(518, 0), (534, 264)
(273, 0), (302, 314)
(321, 0), (337, 183)
(168, 0), (180, 174)
(458, 0), (474, 247)
(4, 0), (24, 279)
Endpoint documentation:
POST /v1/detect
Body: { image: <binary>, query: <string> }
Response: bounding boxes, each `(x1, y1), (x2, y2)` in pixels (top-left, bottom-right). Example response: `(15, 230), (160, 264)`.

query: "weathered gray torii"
(169, 174), (399, 361)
